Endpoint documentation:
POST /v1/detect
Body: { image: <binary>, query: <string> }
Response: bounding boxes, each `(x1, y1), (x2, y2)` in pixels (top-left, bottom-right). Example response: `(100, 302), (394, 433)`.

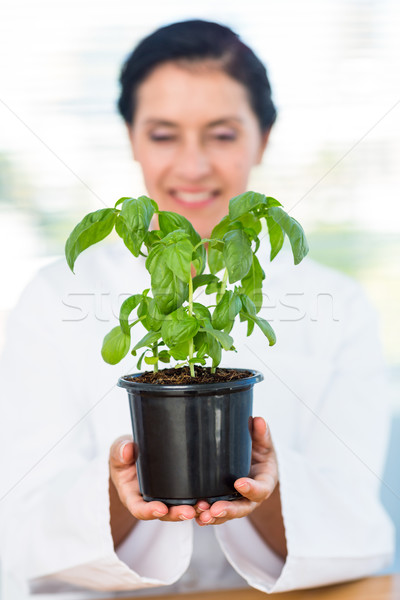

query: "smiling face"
(127, 61), (269, 238)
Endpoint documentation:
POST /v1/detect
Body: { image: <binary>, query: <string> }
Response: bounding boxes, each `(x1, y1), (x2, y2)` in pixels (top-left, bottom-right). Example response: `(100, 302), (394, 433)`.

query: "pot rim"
(118, 368), (263, 394)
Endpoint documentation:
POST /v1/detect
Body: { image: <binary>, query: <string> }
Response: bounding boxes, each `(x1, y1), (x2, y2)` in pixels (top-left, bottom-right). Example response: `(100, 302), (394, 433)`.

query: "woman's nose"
(174, 141), (212, 180)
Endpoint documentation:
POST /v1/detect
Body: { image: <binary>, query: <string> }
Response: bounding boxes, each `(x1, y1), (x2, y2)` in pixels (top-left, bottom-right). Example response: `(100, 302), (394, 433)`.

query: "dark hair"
(117, 19), (277, 132)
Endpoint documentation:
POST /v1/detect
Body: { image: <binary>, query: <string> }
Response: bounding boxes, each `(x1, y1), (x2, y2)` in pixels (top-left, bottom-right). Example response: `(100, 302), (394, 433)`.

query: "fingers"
(109, 435), (136, 470)
(235, 474), (276, 503)
(196, 498), (255, 526)
(251, 417), (272, 450)
(123, 497), (196, 522)
(196, 473), (277, 526)
(160, 504), (197, 521)
(109, 437), (197, 522)
(195, 499), (210, 513)
(125, 496), (169, 521)
(197, 419), (278, 526)
(109, 427), (276, 526)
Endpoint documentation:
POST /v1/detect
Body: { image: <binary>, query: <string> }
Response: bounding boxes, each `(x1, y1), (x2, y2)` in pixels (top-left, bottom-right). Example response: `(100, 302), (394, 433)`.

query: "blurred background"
(1, 0), (399, 405)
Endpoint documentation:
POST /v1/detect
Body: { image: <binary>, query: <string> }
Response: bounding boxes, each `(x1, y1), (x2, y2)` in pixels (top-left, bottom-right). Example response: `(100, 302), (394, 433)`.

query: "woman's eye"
(149, 132), (176, 142)
(211, 131), (237, 142)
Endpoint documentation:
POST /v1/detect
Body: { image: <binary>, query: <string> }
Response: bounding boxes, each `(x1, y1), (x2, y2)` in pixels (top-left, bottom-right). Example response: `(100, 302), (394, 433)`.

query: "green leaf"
(236, 212), (262, 235)
(208, 245), (225, 274)
(115, 196), (156, 256)
(161, 313), (199, 347)
(119, 294), (142, 334)
(133, 330), (160, 351)
(223, 229), (253, 283)
(227, 291), (242, 332)
(147, 243), (189, 313)
(189, 356), (206, 365)
(193, 331), (208, 358)
(114, 196), (133, 209)
(207, 217), (232, 274)
(160, 229), (190, 245)
(246, 315), (276, 346)
(211, 291), (232, 330)
(192, 274), (219, 292)
(147, 232), (191, 310)
(158, 350), (171, 363)
(151, 265), (188, 314)
(210, 215), (232, 240)
(137, 295), (149, 326)
(159, 211), (200, 243)
(145, 242), (164, 274)
(229, 192), (265, 220)
(267, 207), (309, 264)
(193, 329), (223, 367)
(240, 255), (265, 312)
(65, 208), (117, 272)
(158, 212), (206, 274)
(246, 319), (255, 337)
(146, 298), (164, 331)
(229, 192), (282, 220)
(205, 279), (223, 295)
(144, 355), (159, 365)
(136, 350), (147, 370)
(137, 296), (163, 332)
(163, 236), (193, 282)
(192, 302), (212, 323)
(101, 326), (131, 365)
(207, 333), (222, 367)
(240, 295), (275, 345)
(241, 294), (257, 317)
(144, 229), (163, 248)
(266, 215), (285, 261)
(201, 325), (233, 351)
(192, 246), (206, 276)
(169, 340), (190, 360)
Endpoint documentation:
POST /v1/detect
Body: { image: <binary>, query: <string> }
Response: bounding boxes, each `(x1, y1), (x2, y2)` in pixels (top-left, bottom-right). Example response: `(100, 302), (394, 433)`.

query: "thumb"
(251, 417), (273, 450)
(109, 435), (135, 468)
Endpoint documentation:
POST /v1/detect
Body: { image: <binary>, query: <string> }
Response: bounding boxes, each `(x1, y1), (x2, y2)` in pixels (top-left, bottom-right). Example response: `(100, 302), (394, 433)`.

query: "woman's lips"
(170, 189), (219, 207)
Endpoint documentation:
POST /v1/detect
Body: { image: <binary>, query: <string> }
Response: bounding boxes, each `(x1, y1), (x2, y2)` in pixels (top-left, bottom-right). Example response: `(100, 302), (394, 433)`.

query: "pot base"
(142, 490), (243, 506)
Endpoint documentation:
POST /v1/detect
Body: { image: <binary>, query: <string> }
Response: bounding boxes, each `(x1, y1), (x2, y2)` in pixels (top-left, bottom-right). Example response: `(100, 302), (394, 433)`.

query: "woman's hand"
(109, 436), (197, 523)
(195, 417), (279, 526)
(109, 416), (277, 531)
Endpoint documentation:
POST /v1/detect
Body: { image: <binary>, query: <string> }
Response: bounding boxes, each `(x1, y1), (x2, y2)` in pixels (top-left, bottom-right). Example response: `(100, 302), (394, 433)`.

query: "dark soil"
(128, 366), (252, 385)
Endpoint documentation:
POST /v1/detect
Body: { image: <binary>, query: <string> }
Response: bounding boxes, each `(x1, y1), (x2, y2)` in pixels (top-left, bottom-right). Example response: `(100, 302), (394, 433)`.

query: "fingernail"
(237, 482), (250, 492)
(153, 510), (166, 517)
(119, 441), (130, 463)
(215, 510), (226, 518)
(179, 514), (191, 521)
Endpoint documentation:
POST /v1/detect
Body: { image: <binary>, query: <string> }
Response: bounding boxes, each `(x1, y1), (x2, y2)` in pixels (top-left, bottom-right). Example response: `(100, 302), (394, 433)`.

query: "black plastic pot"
(118, 369), (263, 506)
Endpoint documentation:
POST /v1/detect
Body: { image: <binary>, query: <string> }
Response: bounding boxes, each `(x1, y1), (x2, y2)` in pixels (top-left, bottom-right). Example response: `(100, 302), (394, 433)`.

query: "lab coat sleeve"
(216, 280), (395, 592)
(0, 268), (192, 596)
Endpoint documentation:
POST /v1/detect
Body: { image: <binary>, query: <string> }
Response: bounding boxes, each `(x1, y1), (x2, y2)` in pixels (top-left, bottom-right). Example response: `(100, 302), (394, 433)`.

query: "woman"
(110, 19), (284, 553)
(0, 20), (394, 598)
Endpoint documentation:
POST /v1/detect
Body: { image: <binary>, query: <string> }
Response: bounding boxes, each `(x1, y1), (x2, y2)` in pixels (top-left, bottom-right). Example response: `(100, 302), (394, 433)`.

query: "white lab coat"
(0, 241), (395, 600)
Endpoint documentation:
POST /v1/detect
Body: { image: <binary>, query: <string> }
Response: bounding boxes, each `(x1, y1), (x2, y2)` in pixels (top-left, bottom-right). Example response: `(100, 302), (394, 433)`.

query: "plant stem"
(188, 271), (195, 377)
(153, 344), (159, 373)
(193, 238), (213, 251)
(220, 268), (228, 298)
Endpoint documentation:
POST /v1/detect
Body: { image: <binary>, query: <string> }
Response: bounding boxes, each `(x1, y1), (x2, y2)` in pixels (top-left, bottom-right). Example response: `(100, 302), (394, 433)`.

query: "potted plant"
(65, 191), (308, 505)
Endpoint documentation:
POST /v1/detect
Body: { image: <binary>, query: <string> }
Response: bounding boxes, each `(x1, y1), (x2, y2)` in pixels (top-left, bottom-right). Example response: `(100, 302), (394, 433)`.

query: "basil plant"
(65, 192), (308, 377)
